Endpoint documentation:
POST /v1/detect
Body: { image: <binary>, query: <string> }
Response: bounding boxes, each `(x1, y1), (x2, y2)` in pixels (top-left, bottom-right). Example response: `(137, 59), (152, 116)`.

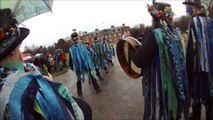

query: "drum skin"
(116, 37), (142, 79)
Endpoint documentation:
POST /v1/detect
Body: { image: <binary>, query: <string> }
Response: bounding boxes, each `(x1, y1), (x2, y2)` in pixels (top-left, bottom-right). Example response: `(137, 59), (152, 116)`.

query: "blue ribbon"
(36, 75), (65, 120)
(35, 92), (50, 120)
(9, 74), (67, 120)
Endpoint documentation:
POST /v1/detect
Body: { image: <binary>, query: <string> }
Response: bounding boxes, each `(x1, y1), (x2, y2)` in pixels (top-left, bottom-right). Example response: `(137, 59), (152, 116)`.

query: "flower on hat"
(164, 6), (172, 16)
(201, 2), (209, 15)
(147, 3), (174, 24)
(147, 4), (154, 12)
(0, 24), (19, 43)
(0, 8), (29, 61)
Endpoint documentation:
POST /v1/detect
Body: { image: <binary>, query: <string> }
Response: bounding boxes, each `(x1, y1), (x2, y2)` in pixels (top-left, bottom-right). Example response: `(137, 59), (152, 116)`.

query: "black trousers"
(107, 59), (114, 66)
(190, 72), (212, 120)
(191, 101), (212, 120)
(77, 80), (83, 95)
(95, 69), (102, 78)
(77, 75), (100, 94)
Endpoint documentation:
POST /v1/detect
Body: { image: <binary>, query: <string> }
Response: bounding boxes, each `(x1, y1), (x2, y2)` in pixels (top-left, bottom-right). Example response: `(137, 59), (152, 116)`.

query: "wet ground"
(54, 56), (205, 120)
(54, 57), (143, 120)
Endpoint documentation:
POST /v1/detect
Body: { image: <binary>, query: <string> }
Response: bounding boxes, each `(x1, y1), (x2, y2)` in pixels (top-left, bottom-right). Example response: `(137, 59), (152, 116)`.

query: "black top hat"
(154, 2), (171, 11)
(71, 32), (78, 38)
(148, 2), (173, 24)
(183, 0), (201, 6)
(0, 8), (30, 61)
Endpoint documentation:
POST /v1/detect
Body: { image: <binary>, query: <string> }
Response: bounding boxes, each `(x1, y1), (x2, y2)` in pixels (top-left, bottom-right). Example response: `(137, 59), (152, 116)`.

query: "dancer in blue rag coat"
(183, 0), (213, 119)
(0, 8), (92, 120)
(69, 32), (101, 97)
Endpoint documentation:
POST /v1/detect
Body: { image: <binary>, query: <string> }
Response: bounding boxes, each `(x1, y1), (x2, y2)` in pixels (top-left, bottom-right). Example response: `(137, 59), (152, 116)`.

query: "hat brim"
(154, 2), (171, 11)
(0, 27), (30, 61)
(15, 27), (30, 45)
(183, 2), (199, 5)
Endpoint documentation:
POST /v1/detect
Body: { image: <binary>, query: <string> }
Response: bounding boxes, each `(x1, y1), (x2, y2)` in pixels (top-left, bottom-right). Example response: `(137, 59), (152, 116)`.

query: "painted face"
(186, 5), (193, 16)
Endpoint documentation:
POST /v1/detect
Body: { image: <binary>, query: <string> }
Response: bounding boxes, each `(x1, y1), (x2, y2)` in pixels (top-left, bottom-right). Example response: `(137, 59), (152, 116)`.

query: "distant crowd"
(22, 35), (115, 79)
(23, 50), (67, 76)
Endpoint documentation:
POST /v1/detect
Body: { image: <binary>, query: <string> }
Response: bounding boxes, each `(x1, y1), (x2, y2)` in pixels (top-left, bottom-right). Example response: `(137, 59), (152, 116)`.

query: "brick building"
(78, 24), (131, 46)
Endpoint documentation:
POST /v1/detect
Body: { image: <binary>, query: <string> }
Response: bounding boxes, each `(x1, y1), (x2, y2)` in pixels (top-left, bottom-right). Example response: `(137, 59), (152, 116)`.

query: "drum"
(116, 37), (142, 79)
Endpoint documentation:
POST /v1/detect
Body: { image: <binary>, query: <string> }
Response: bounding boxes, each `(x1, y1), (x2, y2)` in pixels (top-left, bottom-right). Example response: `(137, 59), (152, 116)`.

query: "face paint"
(186, 5), (193, 16)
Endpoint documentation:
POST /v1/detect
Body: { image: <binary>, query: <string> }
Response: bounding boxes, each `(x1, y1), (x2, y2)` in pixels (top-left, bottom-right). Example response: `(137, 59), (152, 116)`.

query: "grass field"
(43, 53), (70, 78)
(51, 66), (70, 77)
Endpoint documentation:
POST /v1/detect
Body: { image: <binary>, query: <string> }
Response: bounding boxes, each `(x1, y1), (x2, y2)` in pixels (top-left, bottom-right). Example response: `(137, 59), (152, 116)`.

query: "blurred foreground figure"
(0, 8), (91, 120)
(132, 2), (189, 120)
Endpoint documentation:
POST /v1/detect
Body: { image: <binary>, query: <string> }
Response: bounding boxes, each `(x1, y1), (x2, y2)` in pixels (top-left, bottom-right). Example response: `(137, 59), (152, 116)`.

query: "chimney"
(122, 23), (125, 26)
(111, 25), (114, 28)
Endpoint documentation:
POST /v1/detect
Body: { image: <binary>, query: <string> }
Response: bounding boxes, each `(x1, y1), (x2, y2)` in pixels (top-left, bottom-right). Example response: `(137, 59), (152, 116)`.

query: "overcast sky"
(20, 0), (187, 51)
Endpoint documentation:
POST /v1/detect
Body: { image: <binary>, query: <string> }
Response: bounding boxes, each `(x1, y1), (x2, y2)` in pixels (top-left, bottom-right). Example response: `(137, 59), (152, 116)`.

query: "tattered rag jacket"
(133, 26), (189, 120)
(0, 62), (84, 120)
(186, 13), (213, 104)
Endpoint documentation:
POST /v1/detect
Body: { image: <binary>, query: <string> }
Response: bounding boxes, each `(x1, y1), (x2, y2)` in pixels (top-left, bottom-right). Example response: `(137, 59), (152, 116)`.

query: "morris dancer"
(92, 36), (108, 80)
(101, 37), (111, 67)
(0, 8), (91, 120)
(84, 41), (97, 83)
(132, 2), (189, 119)
(69, 32), (101, 97)
(106, 44), (115, 66)
(183, 0), (213, 119)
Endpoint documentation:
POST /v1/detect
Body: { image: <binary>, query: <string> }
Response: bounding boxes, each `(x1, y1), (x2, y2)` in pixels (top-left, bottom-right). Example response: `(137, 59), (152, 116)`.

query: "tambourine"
(116, 37), (142, 79)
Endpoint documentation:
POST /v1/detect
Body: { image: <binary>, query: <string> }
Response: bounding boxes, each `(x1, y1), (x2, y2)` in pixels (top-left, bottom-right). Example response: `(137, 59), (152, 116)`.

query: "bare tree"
(56, 38), (70, 53)
(173, 15), (190, 32)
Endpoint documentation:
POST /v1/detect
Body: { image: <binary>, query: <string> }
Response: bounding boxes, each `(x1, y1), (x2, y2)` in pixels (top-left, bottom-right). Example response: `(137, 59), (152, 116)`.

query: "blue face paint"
(186, 5), (193, 16)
